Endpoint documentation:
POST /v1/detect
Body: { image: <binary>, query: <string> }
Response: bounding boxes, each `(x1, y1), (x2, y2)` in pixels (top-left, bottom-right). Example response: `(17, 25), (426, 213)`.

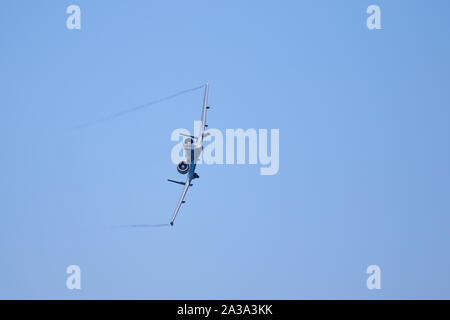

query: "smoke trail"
(71, 85), (204, 130)
(113, 223), (171, 228)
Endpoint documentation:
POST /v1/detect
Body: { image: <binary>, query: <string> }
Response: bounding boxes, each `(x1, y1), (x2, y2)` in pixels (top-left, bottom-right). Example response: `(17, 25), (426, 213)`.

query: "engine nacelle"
(177, 161), (189, 175)
(183, 137), (193, 149)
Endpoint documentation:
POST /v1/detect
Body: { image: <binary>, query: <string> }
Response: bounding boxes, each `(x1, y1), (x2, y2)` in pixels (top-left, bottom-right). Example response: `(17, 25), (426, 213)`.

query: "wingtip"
(170, 221), (174, 227)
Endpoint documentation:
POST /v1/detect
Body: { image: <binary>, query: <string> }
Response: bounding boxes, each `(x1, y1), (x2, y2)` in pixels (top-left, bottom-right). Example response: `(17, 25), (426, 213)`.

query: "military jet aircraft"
(167, 83), (211, 226)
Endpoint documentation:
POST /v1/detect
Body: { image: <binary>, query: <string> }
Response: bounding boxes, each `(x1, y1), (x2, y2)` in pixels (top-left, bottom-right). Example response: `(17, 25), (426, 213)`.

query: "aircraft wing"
(198, 83), (210, 144)
(169, 177), (191, 226)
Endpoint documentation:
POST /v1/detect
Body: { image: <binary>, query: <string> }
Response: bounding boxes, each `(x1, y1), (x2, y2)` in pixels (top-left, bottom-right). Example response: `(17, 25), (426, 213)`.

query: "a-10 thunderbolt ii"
(167, 83), (211, 226)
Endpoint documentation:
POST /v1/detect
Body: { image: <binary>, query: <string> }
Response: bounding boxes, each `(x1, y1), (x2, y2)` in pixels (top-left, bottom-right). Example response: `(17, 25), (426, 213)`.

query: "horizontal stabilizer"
(168, 179), (193, 186)
(180, 133), (198, 140)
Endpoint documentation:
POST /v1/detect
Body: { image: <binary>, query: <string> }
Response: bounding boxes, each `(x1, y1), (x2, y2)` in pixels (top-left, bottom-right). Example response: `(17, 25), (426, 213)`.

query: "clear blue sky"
(1, 0), (449, 299)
